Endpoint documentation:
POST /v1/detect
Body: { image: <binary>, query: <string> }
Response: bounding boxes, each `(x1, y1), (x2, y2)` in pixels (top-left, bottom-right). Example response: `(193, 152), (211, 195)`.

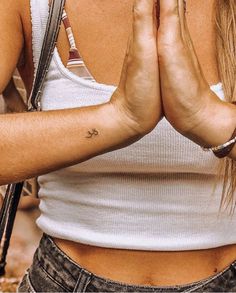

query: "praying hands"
(115, 0), (236, 159)
(157, 0), (236, 159)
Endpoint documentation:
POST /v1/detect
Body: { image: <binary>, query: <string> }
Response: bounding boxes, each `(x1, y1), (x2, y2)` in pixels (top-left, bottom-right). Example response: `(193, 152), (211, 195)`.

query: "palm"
(157, 0), (215, 136)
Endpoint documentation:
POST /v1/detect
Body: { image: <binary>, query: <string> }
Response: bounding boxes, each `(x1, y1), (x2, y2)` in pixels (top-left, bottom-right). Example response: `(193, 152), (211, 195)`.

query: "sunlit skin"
(158, 0), (236, 154)
(3, 0), (236, 286)
(54, 0), (235, 286)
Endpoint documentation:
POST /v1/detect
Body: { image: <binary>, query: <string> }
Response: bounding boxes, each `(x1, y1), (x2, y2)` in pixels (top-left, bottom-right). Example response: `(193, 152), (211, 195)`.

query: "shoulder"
(0, 0), (22, 11)
(18, 0), (49, 25)
(0, 0), (22, 25)
(0, 0), (24, 45)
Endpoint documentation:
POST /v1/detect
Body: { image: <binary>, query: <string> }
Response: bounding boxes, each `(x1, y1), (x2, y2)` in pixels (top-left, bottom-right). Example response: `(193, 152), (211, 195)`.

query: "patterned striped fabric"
(62, 9), (95, 81)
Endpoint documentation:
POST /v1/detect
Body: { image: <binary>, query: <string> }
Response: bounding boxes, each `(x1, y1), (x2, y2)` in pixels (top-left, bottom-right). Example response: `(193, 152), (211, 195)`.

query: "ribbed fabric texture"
(31, 0), (236, 251)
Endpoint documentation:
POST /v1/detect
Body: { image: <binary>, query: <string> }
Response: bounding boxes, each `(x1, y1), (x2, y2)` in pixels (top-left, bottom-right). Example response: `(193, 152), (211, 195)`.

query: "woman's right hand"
(0, 0), (160, 185)
(110, 0), (162, 135)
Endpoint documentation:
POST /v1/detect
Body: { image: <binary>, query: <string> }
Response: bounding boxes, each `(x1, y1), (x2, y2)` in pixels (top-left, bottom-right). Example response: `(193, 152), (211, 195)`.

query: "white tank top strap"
(30, 0), (50, 75)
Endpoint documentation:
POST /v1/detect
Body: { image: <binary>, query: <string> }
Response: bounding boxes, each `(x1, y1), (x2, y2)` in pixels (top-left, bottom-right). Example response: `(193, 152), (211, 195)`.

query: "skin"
(2, 79), (27, 113)
(55, 0), (236, 286)
(1, 0), (236, 287)
(0, 0), (161, 185)
(158, 0), (236, 155)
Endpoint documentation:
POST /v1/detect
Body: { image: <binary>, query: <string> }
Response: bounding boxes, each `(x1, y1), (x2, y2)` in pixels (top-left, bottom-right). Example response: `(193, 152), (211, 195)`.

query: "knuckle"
(126, 56), (134, 69)
(160, 10), (180, 28)
(158, 41), (186, 59)
(133, 7), (144, 21)
(158, 28), (184, 48)
(133, 0), (153, 21)
(162, 3), (179, 17)
(171, 5), (179, 16)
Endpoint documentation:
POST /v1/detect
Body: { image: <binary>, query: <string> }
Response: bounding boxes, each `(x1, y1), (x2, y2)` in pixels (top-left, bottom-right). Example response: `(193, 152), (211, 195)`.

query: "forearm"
(0, 0), (161, 185)
(0, 103), (139, 185)
(182, 90), (236, 160)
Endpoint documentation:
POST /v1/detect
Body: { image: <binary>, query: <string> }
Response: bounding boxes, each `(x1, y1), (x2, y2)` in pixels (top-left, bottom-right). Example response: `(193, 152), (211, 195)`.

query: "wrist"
(109, 98), (161, 138)
(183, 90), (236, 151)
(106, 101), (145, 141)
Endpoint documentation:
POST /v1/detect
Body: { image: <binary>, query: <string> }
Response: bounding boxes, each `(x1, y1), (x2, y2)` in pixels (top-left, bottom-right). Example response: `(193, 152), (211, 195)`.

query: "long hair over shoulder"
(215, 0), (236, 212)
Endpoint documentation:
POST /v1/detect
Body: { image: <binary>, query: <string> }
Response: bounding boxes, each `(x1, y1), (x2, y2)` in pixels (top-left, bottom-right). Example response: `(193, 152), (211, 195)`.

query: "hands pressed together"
(111, 0), (236, 159)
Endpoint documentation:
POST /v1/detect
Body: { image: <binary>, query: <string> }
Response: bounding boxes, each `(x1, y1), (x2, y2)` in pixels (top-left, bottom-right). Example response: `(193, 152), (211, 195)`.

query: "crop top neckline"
(55, 46), (224, 98)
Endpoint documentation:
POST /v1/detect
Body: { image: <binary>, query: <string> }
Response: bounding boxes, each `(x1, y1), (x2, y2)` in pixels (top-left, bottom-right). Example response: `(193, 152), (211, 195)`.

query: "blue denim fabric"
(17, 234), (236, 292)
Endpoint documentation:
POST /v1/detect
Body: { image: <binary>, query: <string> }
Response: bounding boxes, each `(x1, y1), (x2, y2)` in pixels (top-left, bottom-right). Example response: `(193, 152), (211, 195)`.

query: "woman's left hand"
(157, 0), (235, 147)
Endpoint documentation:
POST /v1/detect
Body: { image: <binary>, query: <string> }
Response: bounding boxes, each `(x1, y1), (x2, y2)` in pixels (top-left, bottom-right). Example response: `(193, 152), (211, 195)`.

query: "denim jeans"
(17, 234), (236, 292)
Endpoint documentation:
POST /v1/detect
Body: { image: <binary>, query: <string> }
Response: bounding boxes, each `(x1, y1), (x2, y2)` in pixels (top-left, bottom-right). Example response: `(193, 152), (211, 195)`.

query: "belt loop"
(73, 269), (92, 292)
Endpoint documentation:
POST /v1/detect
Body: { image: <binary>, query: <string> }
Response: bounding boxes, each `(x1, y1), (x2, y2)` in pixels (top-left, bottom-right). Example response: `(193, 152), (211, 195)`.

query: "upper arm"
(0, 0), (24, 94)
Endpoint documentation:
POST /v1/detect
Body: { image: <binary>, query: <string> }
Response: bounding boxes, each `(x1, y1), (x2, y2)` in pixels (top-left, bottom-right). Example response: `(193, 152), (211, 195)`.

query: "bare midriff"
(53, 238), (236, 286)
(18, 0), (234, 287)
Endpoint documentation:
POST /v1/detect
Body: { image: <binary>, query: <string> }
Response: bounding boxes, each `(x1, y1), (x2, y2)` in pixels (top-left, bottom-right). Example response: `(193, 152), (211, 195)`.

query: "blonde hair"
(215, 0), (236, 212)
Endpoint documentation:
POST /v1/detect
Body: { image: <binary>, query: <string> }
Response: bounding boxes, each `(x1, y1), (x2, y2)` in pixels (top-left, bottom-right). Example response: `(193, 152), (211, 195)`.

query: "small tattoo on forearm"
(86, 129), (99, 139)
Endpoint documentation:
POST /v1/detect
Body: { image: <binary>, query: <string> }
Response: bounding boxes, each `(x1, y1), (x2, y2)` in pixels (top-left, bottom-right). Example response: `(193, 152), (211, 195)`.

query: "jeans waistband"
(33, 234), (236, 292)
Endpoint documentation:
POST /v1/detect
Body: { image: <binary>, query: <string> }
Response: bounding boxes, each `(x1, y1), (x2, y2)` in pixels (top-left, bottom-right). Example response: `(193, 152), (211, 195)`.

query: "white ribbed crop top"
(31, 0), (236, 251)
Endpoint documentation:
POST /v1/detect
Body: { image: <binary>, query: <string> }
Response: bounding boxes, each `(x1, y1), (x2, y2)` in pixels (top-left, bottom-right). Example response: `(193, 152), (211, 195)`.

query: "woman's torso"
(17, 0), (236, 286)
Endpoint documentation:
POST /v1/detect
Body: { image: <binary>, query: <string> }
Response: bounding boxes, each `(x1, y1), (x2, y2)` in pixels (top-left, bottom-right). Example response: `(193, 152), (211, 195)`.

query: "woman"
(0, 0), (236, 291)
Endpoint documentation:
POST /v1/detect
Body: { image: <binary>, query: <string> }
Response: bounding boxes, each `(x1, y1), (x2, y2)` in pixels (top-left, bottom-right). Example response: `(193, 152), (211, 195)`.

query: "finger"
(159, 0), (179, 16)
(132, 0), (156, 59)
(178, 0), (185, 40)
(118, 0), (156, 90)
(118, 34), (132, 92)
(154, 0), (160, 28)
(178, 0), (192, 46)
(159, 0), (182, 43)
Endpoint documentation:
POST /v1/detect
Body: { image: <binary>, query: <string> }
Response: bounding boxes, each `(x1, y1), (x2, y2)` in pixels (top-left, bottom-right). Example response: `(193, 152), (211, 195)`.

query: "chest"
(58, 0), (218, 85)
(56, 0), (133, 86)
(21, 0), (218, 90)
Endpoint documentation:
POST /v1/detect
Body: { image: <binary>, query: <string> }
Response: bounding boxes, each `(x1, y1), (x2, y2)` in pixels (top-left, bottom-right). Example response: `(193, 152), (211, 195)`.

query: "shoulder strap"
(28, 0), (65, 111)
